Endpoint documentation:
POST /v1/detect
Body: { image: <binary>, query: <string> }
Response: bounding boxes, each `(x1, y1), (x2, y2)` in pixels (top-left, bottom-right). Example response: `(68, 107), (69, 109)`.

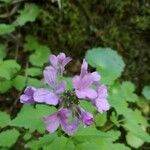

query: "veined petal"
(20, 86), (36, 104)
(43, 66), (57, 85)
(91, 72), (101, 81)
(57, 53), (66, 64)
(75, 88), (97, 99)
(80, 59), (88, 77)
(72, 75), (81, 89)
(49, 55), (58, 68)
(62, 57), (72, 67)
(55, 81), (66, 94)
(34, 88), (59, 105)
(95, 98), (110, 113)
(81, 110), (94, 126)
(97, 85), (108, 98)
(43, 113), (60, 133)
(58, 108), (78, 135)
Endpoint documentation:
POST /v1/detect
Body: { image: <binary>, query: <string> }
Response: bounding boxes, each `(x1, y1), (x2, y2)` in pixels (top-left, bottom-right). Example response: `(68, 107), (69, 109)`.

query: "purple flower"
(73, 59), (100, 99)
(80, 108), (94, 126)
(43, 108), (78, 135)
(43, 66), (57, 86)
(93, 85), (110, 113)
(34, 66), (65, 105)
(20, 87), (36, 104)
(33, 88), (59, 105)
(49, 53), (72, 75)
(20, 52), (110, 135)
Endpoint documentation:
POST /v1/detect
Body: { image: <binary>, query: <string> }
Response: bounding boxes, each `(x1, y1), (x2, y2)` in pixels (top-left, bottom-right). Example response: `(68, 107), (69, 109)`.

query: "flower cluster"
(20, 53), (110, 135)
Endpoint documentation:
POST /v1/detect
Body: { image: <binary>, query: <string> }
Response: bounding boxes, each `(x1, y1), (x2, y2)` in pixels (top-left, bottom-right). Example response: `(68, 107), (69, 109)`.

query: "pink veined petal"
(33, 88), (59, 105)
(72, 75), (81, 89)
(55, 81), (66, 94)
(49, 55), (58, 68)
(75, 88), (97, 99)
(20, 86), (36, 104)
(57, 53), (66, 64)
(62, 57), (72, 67)
(80, 59), (88, 77)
(43, 66), (57, 85)
(95, 98), (110, 113)
(81, 110), (94, 126)
(59, 108), (78, 135)
(20, 95), (33, 104)
(43, 113), (60, 133)
(73, 74), (94, 91)
(81, 74), (94, 89)
(97, 85), (108, 98)
(61, 117), (79, 135)
(91, 72), (101, 81)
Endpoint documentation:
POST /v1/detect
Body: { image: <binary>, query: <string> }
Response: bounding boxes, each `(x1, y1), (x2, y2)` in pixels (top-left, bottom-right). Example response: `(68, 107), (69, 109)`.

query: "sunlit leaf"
(0, 129), (20, 148)
(86, 47), (125, 84)
(10, 105), (56, 133)
(0, 111), (10, 128)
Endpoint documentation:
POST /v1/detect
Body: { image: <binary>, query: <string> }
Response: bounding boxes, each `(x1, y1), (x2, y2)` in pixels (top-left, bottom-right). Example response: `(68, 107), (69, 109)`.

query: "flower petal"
(62, 57), (72, 67)
(91, 72), (101, 81)
(95, 98), (110, 113)
(55, 81), (66, 94)
(59, 109), (79, 135)
(20, 86), (36, 104)
(34, 88), (59, 105)
(81, 110), (94, 126)
(97, 85), (108, 98)
(75, 88), (97, 99)
(80, 59), (88, 77)
(43, 113), (60, 133)
(49, 55), (58, 68)
(43, 66), (57, 85)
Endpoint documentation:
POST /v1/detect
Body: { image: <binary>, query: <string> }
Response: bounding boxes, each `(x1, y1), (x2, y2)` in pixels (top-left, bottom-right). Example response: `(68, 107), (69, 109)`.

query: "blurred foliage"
(0, 0), (150, 150)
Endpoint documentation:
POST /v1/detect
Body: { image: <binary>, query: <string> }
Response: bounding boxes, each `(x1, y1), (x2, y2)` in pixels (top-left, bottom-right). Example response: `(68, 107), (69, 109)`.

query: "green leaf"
(0, 60), (21, 80)
(44, 136), (68, 150)
(27, 133), (57, 150)
(109, 83), (129, 115)
(0, 24), (15, 35)
(95, 113), (107, 127)
(26, 67), (42, 77)
(0, 44), (6, 60)
(62, 77), (73, 90)
(12, 75), (26, 91)
(120, 81), (138, 102)
(23, 132), (32, 141)
(73, 126), (120, 142)
(123, 121), (150, 142)
(80, 101), (96, 113)
(110, 112), (120, 127)
(10, 105), (56, 133)
(0, 129), (20, 148)
(86, 47), (125, 84)
(142, 85), (150, 100)
(29, 45), (50, 67)
(0, 80), (12, 93)
(27, 77), (43, 88)
(0, 111), (10, 128)
(76, 142), (100, 150)
(24, 35), (39, 51)
(24, 35), (51, 67)
(126, 132), (144, 148)
(73, 126), (130, 150)
(15, 4), (40, 26)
